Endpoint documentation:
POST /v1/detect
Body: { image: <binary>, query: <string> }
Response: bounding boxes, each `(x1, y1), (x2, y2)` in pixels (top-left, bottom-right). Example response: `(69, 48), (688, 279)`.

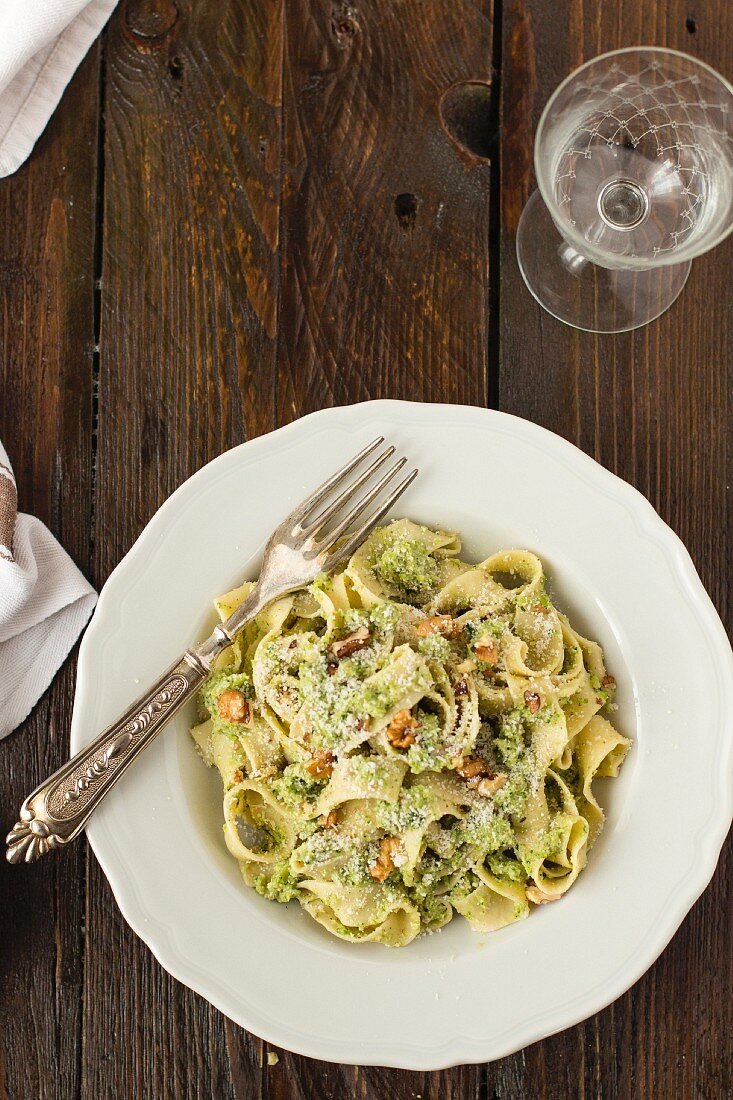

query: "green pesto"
(415, 891), (450, 928)
(517, 820), (568, 874)
(253, 859), (301, 903)
(417, 632), (453, 663)
(494, 706), (528, 769)
(371, 535), (440, 597)
(460, 807), (514, 854)
(492, 755), (537, 819)
(375, 784), (434, 833)
(447, 869), (481, 903)
(487, 850), (526, 882)
(270, 762), (326, 807)
(402, 710), (452, 773)
(465, 616), (506, 641)
(362, 659), (429, 720)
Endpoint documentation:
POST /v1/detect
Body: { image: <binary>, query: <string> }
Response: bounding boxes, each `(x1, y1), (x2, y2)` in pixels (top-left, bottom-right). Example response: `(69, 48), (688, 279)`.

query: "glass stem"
(558, 241), (590, 275)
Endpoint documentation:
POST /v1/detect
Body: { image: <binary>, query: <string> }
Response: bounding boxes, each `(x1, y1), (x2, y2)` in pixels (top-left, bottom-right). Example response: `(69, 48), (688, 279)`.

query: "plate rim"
(74, 399), (733, 1068)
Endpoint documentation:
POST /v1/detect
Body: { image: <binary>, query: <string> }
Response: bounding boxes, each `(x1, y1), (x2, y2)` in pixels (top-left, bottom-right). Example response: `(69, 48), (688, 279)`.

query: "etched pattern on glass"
(551, 59), (733, 257)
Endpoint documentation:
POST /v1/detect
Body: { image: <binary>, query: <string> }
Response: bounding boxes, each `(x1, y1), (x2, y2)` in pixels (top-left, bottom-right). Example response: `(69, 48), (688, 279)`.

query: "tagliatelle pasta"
(191, 519), (630, 947)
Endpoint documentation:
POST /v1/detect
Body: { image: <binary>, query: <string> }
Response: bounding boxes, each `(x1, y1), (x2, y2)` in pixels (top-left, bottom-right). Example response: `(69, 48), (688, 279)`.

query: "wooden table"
(1, 2), (731, 1096)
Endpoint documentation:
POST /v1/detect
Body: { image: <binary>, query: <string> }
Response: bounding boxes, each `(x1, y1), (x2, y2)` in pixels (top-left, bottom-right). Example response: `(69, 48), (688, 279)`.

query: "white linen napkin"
(0, 0), (118, 178)
(0, 441), (97, 738)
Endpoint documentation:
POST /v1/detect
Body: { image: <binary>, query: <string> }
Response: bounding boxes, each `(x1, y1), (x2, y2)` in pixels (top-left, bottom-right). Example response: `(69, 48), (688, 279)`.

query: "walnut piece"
(532, 603), (551, 615)
(474, 639), (498, 665)
(386, 708), (419, 749)
(601, 675), (616, 689)
(471, 773), (507, 797)
(453, 678), (469, 697)
(526, 886), (561, 905)
(330, 625), (370, 659)
(217, 689), (251, 724)
(416, 615), (458, 638)
(454, 754), (490, 780)
(320, 810), (338, 829)
(524, 690), (541, 714)
(305, 751), (335, 779)
(369, 836), (402, 881)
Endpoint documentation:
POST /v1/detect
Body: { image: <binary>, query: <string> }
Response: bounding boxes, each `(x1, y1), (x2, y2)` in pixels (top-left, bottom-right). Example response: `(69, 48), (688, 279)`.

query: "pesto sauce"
(371, 535), (440, 598)
(270, 762), (326, 807)
(487, 850), (526, 882)
(253, 859), (301, 903)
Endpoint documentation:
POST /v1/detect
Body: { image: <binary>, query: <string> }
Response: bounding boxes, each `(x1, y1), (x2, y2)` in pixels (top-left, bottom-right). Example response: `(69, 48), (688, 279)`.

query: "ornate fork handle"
(6, 653), (208, 863)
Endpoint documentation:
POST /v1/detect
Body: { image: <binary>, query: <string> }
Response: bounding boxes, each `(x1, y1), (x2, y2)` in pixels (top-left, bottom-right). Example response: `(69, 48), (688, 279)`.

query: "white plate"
(72, 400), (733, 1069)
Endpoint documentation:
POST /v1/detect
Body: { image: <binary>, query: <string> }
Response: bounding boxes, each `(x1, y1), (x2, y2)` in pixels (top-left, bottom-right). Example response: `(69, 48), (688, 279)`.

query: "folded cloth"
(0, 441), (97, 738)
(0, 0), (118, 178)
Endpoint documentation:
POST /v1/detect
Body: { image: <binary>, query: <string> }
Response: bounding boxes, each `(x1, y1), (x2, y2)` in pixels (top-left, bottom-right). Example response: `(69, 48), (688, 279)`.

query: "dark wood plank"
(0, 47), (100, 1100)
(499, 3), (733, 1097)
(84, 1), (284, 1097)
(275, 0), (493, 419)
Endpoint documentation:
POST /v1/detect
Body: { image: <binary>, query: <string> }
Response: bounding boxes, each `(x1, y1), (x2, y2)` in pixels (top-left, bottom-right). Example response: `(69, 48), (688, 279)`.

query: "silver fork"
(7, 438), (417, 863)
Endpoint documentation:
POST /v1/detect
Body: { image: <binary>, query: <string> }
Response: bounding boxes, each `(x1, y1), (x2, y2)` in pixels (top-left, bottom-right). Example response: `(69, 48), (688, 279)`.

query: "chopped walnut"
(474, 639), (498, 665)
(601, 675), (616, 689)
(386, 708), (419, 749)
(217, 689), (251, 724)
(453, 678), (469, 697)
(526, 886), (560, 905)
(416, 615), (458, 638)
(532, 602), (551, 614)
(305, 751), (335, 779)
(455, 658), (477, 675)
(320, 810), (338, 829)
(330, 625), (370, 659)
(470, 773), (507, 797)
(369, 836), (402, 881)
(231, 768), (244, 785)
(524, 690), (541, 714)
(454, 754), (490, 780)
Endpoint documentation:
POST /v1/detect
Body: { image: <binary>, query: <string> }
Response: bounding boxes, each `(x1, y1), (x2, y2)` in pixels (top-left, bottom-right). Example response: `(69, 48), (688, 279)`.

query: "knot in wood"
(124, 0), (179, 41)
(439, 81), (493, 162)
(330, 3), (360, 49)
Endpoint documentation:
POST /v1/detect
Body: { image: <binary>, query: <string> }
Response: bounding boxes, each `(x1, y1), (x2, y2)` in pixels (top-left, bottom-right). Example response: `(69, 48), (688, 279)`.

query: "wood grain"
(83, 1), (284, 1097)
(0, 47), (100, 1100)
(1, 0), (731, 1097)
(276, 0), (493, 419)
(499, 3), (733, 1097)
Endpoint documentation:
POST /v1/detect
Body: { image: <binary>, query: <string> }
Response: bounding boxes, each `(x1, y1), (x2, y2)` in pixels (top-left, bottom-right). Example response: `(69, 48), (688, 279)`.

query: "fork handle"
(6, 652), (208, 863)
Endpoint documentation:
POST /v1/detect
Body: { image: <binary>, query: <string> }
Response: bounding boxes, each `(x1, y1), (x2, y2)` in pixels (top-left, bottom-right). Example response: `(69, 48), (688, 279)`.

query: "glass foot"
(516, 190), (692, 333)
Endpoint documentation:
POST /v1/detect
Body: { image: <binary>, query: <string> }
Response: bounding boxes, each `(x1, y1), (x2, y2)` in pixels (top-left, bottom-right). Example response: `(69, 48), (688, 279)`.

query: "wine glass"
(516, 47), (733, 333)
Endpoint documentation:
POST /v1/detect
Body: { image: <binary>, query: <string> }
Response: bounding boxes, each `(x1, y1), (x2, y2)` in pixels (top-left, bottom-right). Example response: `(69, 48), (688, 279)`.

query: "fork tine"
(287, 436), (385, 526)
(305, 444), (396, 534)
(319, 467), (419, 567)
(317, 457), (407, 551)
